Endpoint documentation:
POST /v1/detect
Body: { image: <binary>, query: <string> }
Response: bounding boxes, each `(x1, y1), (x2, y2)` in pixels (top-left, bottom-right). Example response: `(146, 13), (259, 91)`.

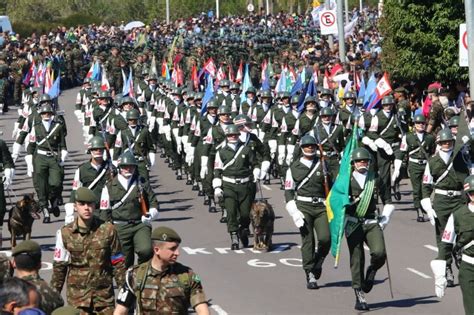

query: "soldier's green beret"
(152, 226), (182, 243)
(75, 187), (97, 203)
(12, 240), (41, 257)
(51, 306), (81, 315)
(394, 86), (408, 94)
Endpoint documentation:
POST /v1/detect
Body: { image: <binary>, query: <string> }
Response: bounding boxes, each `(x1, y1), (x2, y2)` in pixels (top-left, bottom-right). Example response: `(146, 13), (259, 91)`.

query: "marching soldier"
(113, 109), (156, 182)
(360, 95), (402, 205)
(91, 90), (114, 137)
(51, 187), (126, 314)
(284, 135), (331, 290)
(291, 96), (319, 148)
(0, 136), (14, 247)
(421, 128), (471, 288)
(64, 136), (116, 224)
(431, 174), (474, 315)
(345, 147), (394, 311)
(26, 102), (68, 223)
(11, 240), (64, 314)
(279, 95), (301, 189)
(394, 114), (436, 222)
(114, 226), (209, 315)
(100, 151), (159, 267)
(213, 125), (258, 249)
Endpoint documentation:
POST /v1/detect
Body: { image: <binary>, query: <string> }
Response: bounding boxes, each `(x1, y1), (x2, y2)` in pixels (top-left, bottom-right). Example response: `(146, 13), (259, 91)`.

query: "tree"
(379, 0), (467, 87)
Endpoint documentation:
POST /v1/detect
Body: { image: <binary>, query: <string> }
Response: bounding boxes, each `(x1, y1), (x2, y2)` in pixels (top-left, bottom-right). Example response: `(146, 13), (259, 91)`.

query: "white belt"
(391, 142), (400, 148)
(346, 216), (378, 225)
(316, 151), (338, 157)
(113, 220), (140, 225)
(463, 240), (474, 251)
(296, 196), (326, 204)
(37, 149), (57, 156)
(434, 189), (462, 197)
(408, 157), (427, 164)
(222, 176), (251, 184)
(462, 254), (474, 265)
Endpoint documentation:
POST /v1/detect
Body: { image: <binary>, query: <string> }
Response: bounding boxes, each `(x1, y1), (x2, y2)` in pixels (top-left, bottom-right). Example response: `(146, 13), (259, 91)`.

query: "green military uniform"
(422, 129), (470, 286)
(397, 114), (436, 220)
(213, 125), (258, 249)
(12, 240), (64, 314)
(0, 138), (14, 240)
(51, 188), (126, 314)
(91, 91), (114, 138)
(100, 152), (159, 267)
(26, 103), (67, 222)
(0, 252), (12, 281)
(107, 48), (125, 93)
(284, 135), (331, 289)
(116, 226), (208, 314)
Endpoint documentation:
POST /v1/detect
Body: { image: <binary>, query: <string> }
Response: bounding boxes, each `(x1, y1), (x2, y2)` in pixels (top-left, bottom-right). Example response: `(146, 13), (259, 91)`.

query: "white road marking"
(181, 247), (212, 255)
(424, 245), (438, 252)
(210, 304), (228, 315)
(261, 184), (272, 191)
(406, 267), (432, 279)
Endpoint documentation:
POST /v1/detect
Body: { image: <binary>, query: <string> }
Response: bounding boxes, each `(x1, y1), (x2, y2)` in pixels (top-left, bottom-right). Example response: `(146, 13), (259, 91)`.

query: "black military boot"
(263, 174), (270, 185)
(203, 195), (210, 205)
(313, 255), (325, 280)
(354, 288), (369, 311)
(42, 208), (51, 224)
(198, 183), (204, 196)
(160, 152), (166, 158)
(416, 208), (425, 222)
(230, 232), (239, 250)
(220, 208), (228, 223)
(279, 177), (285, 190)
(446, 264), (455, 287)
(208, 198), (217, 213)
(363, 265), (377, 293)
(51, 199), (61, 217)
(192, 180), (199, 191)
(240, 228), (249, 248)
(305, 270), (319, 289)
(393, 182), (401, 201)
(164, 158), (170, 163)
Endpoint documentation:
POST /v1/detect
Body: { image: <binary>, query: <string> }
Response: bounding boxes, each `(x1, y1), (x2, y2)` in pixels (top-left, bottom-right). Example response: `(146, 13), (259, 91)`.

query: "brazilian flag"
(326, 125), (358, 267)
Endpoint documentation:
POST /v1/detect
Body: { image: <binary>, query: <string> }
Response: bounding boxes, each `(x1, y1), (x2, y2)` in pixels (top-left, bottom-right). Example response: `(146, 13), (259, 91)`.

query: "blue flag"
(240, 64), (252, 104)
(91, 62), (101, 81)
(297, 80), (310, 113)
(357, 76), (366, 99)
(290, 74), (303, 96)
(363, 73), (376, 107)
(201, 75), (214, 116)
(47, 75), (61, 99)
(305, 76), (317, 97)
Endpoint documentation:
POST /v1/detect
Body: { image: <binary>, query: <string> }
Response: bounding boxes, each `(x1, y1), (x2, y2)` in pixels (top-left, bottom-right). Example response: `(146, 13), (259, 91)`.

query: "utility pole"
(326, 0), (334, 50)
(166, 0), (170, 24)
(465, 0), (474, 97)
(337, 0), (345, 62)
(216, 0), (220, 19)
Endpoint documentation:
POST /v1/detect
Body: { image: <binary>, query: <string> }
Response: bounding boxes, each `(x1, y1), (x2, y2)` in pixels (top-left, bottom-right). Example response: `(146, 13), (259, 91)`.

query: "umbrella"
(124, 21), (145, 31)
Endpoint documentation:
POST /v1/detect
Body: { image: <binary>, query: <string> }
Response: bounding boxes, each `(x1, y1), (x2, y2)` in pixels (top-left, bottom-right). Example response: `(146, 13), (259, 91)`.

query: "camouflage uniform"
(51, 217), (126, 313)
(0, 252), (12, 280)
(20, 274), (64, 314)
(116, 261), (208, 314)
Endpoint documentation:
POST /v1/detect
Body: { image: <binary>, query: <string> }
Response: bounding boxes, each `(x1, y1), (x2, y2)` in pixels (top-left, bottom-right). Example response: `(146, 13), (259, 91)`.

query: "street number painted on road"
(247, 259), (277, 268)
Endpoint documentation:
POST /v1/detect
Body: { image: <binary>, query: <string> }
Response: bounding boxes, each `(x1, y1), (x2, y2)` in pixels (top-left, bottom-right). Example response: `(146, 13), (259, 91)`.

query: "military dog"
(8, 194), (40, 248)
(250, 200), (275, 251)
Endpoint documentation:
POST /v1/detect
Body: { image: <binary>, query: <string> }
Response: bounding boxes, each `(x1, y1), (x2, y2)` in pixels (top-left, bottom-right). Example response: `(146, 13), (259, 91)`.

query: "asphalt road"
(0, 87), (465, 314)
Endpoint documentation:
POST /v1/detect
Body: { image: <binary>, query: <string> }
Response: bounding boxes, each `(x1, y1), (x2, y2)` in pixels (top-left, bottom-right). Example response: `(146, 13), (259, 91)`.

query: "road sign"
(460, 23), (468, 67)
(247, 3), (254, 12)
(320, 9), (338, 35)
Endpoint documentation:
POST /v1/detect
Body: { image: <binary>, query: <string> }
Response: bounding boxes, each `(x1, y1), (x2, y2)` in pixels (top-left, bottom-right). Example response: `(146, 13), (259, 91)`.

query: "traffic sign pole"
(337, 0), (346, 62)
(465, 0), (474, 98)
(326, 0), (334, 50)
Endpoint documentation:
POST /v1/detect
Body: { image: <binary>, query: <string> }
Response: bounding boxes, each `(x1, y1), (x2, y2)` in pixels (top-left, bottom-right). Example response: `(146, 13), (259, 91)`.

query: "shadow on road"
(369, 295), (439, 309)
(158, 216), (194, 222)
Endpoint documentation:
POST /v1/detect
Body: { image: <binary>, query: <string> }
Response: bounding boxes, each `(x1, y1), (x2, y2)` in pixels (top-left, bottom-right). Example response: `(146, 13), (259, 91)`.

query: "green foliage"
(13, 21), (56, 38)
(379, 0), (467, 86)
(61, 13), (102, 27)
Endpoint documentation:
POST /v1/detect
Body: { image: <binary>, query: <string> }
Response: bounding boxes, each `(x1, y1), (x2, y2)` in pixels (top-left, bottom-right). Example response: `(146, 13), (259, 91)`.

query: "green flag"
(326, 125), (358, 267)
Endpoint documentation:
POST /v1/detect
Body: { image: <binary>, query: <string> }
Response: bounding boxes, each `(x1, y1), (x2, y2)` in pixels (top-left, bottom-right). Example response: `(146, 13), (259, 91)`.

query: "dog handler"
(284, 134), (331, 290)
(0, 135), (15, 248)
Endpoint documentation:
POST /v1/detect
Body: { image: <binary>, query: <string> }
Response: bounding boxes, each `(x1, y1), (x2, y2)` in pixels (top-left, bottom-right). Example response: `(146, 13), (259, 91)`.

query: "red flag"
(422, 96), (432, 118)
(101, 66), (110, 91)
(161, 60), (167, 78)
(366, 72), (392, 110)
(261, 59), (267, 83)
(330, 64), (343, 77)
(176, 64), (184, 87)
(191, 64), (199, 90)
(203, 58), (217, 77)
(235, 60), (243, 83)
(323, 69), (330, 89)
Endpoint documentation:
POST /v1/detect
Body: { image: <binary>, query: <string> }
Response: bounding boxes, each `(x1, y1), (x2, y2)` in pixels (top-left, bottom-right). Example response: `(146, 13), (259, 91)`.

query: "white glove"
(25, 154), (34, 177)
(12, 142), (21, 162)
(148, 116), (156, 132)
(430, 260), (447, 298)
(462, 135), (471, 144)
(259, 160), (271, 180)
(182, 136), (189, 154)
(214, 187), (224, 199)
(375, 138), (393, 155)
(112, 160), (118, 167)
(148, 152), (156, 167)
(186, 146), (195, 165)
(12, 122), (19, 139)
(163, 125), (172, 141)
(421, 198), (437, 226)
(378, 204), (395, 230)
(74, 110), (82, 120)
(60, 150), (68, 166)
(200, 156), (209, 179)
(149, 207), (159, 220)
(258, 130), (265, 142)
(286, 144), (295, 166)
(3, 168), (14, 188)
(176, 137), (182, 155)
(64, 202), (75, 225)
(277, 145), (286, 165)
(391, 159), (403, 186)
(253, 168), (261, 182)
(141, 214), (153, 226)
(362, 136), (378, 152)
(286, 200), (305, 228)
